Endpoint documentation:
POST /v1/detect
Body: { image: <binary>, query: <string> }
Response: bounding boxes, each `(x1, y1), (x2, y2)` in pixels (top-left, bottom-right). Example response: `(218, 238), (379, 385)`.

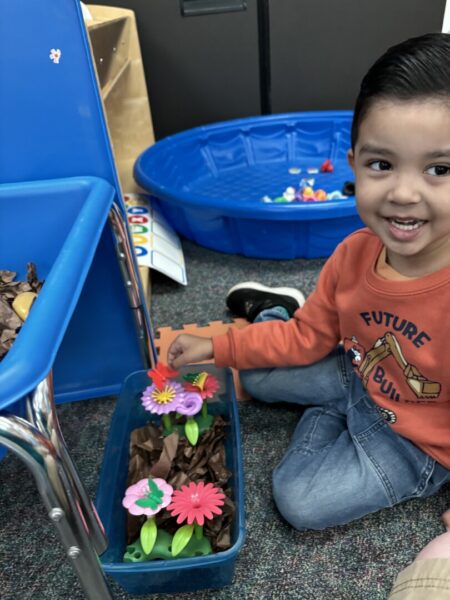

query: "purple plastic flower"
(176, 391), (203, 416)
(141, 380), (185, 415)
(122, 477), (173, 516)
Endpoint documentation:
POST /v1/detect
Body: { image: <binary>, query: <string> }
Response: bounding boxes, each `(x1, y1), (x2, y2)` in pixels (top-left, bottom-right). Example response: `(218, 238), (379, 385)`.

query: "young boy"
(168, 33), (450, 531)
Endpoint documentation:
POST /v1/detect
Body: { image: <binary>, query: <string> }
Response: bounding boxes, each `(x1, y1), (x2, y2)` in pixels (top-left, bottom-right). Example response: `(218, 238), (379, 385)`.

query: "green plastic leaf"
(182, 373), (198, 383)
(140, 518), (158, 555)
(172, 524), (194, 557)
(185, 417), (199, 445)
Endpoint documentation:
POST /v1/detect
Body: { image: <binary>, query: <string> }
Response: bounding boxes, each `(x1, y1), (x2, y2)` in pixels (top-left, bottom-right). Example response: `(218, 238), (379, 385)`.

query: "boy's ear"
(347, 149), (355, 170)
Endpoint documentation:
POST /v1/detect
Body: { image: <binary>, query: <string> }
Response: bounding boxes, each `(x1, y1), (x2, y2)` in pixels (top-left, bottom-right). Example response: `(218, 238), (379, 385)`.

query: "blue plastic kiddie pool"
(135, 111), (364, 259)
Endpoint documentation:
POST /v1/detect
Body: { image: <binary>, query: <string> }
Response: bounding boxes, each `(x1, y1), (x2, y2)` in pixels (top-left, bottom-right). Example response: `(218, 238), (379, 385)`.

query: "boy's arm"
(168, 334), (213, 369)
(167, 242), (348, 370)
(213, 252), (341, 370)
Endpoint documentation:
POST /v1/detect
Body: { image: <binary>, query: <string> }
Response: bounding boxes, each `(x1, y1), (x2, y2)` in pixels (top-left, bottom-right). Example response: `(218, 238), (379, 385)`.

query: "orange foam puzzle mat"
(155, 319), (250, 400)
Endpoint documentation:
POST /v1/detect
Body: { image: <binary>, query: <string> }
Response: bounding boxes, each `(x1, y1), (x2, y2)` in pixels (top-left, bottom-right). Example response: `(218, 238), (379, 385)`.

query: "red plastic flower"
(167, 481), (225, 526)
(183, 372), (220, 399)
(148, 362), (179, 390)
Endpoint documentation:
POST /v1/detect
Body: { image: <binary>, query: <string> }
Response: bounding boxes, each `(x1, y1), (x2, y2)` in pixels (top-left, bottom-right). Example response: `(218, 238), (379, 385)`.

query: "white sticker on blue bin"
(49, 48), (61, 64)
(124, 193), (187, 285)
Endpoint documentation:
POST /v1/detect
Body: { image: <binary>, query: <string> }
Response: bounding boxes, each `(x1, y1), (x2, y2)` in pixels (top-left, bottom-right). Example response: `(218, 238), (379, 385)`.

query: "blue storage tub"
(96, 366), (246, 595)
(0, 177), (114, 407)
(135, 111), (364, 259)
(0, 176), (115, 459)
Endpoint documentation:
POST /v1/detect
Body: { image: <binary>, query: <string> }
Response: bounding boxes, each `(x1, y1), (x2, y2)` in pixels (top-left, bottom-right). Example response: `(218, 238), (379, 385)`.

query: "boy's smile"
(348, 100), (450, 277)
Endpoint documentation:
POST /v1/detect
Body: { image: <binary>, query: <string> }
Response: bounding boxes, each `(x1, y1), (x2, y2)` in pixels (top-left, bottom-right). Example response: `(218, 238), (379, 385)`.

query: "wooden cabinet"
(85, 5), (155, 302)
(85, 5), (155, 193)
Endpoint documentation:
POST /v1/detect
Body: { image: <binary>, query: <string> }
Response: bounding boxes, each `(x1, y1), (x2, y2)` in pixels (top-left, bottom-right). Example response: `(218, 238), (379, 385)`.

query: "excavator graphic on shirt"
(344, 332), (441, 399)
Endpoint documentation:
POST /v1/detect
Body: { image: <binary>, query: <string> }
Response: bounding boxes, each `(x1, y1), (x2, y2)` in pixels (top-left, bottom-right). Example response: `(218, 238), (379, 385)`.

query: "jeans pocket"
(337, 347), (353, 390)
(352, 397), (432, 506)
(407, 459), (450, 501)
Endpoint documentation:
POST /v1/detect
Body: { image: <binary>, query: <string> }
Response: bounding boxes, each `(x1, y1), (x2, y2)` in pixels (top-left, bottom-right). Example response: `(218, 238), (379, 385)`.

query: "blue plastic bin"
(0, 176), (115, 459)
(0, 176), (114, 407)
(95, 366), (246, 595)
(135, 111), (364, 259)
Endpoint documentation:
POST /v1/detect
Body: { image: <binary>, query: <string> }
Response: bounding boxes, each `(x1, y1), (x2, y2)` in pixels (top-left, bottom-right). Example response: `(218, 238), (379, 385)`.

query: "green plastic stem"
(162, 413), (172, 432)
(201, 400), (208, 418)
(194, 523), (203, 540)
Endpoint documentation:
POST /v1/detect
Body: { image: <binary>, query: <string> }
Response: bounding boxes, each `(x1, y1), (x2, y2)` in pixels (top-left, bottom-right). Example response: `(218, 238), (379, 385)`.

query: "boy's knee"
(272, 467), (336, 531)
(239, 368), (272, 400)
(272, 480), (318, 531)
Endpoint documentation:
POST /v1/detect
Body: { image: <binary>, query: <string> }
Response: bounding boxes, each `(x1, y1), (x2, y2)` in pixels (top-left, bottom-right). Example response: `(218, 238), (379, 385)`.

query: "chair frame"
(0, 206), (154, 599)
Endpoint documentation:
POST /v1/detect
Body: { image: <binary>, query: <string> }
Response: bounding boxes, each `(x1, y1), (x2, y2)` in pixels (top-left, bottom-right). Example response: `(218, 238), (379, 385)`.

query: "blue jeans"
(239, 308), (450, 531)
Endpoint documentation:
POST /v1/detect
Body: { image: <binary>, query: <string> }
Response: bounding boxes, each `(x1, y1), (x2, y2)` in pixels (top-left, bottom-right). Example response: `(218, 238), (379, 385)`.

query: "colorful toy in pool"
(122, 362), (227, 562)
(262, 176), (349, 204)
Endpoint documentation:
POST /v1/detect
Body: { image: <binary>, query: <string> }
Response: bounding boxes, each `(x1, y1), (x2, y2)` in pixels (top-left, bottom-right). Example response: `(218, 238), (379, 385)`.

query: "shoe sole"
(227, 281), (306, 307)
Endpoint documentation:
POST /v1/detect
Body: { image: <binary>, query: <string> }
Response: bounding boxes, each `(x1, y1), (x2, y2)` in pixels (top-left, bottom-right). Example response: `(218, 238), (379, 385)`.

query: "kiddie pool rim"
(134, 110), (356, 221)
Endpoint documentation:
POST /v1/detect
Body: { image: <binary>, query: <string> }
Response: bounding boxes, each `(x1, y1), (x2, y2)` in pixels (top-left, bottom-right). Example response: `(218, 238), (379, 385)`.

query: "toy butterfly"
(148, 362), (179, 390)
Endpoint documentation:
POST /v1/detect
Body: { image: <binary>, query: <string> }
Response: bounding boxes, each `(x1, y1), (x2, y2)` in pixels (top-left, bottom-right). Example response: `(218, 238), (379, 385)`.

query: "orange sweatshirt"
(213, 229), (450, 469)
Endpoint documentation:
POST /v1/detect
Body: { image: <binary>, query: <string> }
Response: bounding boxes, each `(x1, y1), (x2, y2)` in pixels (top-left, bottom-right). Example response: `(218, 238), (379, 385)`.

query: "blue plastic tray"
(96, 366), (245, 595)
(135, 111), (364, 259)
(0, 176), (115, 409)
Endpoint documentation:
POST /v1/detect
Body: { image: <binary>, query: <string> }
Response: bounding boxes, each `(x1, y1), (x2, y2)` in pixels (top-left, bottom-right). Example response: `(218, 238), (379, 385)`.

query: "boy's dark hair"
(351, 33), (450, 149)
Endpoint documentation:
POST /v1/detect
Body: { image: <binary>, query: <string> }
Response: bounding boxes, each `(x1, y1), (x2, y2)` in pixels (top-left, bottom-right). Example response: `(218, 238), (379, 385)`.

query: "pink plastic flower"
(167, 481), (225, 526)
(183, 372), (220, 399)
(122, 477), (173, 516)
(141, 380), (185, 415)
(176, 391), (203, 416)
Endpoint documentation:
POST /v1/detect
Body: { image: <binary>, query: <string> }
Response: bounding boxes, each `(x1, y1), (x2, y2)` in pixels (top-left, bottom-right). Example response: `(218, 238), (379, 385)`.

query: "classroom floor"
(0, 239), (448, 600)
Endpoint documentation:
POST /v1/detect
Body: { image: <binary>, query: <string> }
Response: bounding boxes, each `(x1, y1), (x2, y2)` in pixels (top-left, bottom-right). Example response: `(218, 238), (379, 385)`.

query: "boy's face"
(348, 99), (450, 276)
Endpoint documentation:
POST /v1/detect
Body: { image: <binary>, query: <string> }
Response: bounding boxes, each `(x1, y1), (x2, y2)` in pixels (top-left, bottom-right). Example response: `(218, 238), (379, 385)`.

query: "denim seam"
(355, 415), (387, 441)
(407, 456), (435, 498)
(353, 436), (398, 504)
(336, 348), (351, 389)
(292, 409), (327, 455)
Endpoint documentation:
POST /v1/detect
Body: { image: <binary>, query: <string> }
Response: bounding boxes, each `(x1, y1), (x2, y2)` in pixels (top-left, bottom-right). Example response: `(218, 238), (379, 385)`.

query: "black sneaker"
(226, 282), (306, 322)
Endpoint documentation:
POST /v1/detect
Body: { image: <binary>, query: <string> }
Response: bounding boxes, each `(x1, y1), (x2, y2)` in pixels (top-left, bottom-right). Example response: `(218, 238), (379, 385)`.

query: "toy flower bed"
(96, 364), (245, 595)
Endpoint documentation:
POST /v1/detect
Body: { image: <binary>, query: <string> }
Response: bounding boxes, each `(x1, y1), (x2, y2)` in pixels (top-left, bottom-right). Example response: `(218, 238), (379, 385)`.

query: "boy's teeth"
(389, 218), (425, 231)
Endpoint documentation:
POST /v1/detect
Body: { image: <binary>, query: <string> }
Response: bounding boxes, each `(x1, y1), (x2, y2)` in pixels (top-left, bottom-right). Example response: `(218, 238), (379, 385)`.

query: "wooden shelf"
(85, 5), (155, 194)
(102, 57), (131, 100)
(85, 5), (156, 308)
(86, 15), (125, 31)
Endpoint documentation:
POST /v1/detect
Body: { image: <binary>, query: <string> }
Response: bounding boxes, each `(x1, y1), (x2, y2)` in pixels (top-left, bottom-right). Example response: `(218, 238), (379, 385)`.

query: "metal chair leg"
(108, 201), (155, 370)
(0, 413), (112, 600)
(26, 372), (108, 555)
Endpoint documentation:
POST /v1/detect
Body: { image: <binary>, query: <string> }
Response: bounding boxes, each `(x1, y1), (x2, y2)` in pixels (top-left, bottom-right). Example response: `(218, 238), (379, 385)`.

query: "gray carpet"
(0, 240), (448, 600)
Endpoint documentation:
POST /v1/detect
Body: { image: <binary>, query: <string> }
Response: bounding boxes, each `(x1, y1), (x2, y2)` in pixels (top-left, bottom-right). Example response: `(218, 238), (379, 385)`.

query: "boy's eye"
(368, 160), (391, 171)
(425, 164), (450, 176)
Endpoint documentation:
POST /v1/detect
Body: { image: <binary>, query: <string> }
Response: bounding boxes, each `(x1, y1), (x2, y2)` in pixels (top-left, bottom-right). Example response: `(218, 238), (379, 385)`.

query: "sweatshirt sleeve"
(213, 251), (342, 369)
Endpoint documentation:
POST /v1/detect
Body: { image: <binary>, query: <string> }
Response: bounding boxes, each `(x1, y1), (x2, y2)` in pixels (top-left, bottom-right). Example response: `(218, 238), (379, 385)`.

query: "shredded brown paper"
(0, 264), (43, 359)
(126, 415), (236, 551)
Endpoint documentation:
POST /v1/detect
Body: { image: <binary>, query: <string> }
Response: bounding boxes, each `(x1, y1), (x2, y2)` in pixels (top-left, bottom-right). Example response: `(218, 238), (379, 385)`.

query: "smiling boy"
(168, 33), (450, 531)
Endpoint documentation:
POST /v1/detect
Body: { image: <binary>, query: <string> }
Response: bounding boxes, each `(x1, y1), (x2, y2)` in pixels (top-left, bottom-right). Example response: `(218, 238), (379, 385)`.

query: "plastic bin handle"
(180, 0), (247, 17)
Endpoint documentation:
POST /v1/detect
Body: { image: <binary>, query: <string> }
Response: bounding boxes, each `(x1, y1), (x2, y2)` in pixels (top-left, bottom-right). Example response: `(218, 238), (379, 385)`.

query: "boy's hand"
(167, 334), (214, 369)
(442, 508), (450, 531)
